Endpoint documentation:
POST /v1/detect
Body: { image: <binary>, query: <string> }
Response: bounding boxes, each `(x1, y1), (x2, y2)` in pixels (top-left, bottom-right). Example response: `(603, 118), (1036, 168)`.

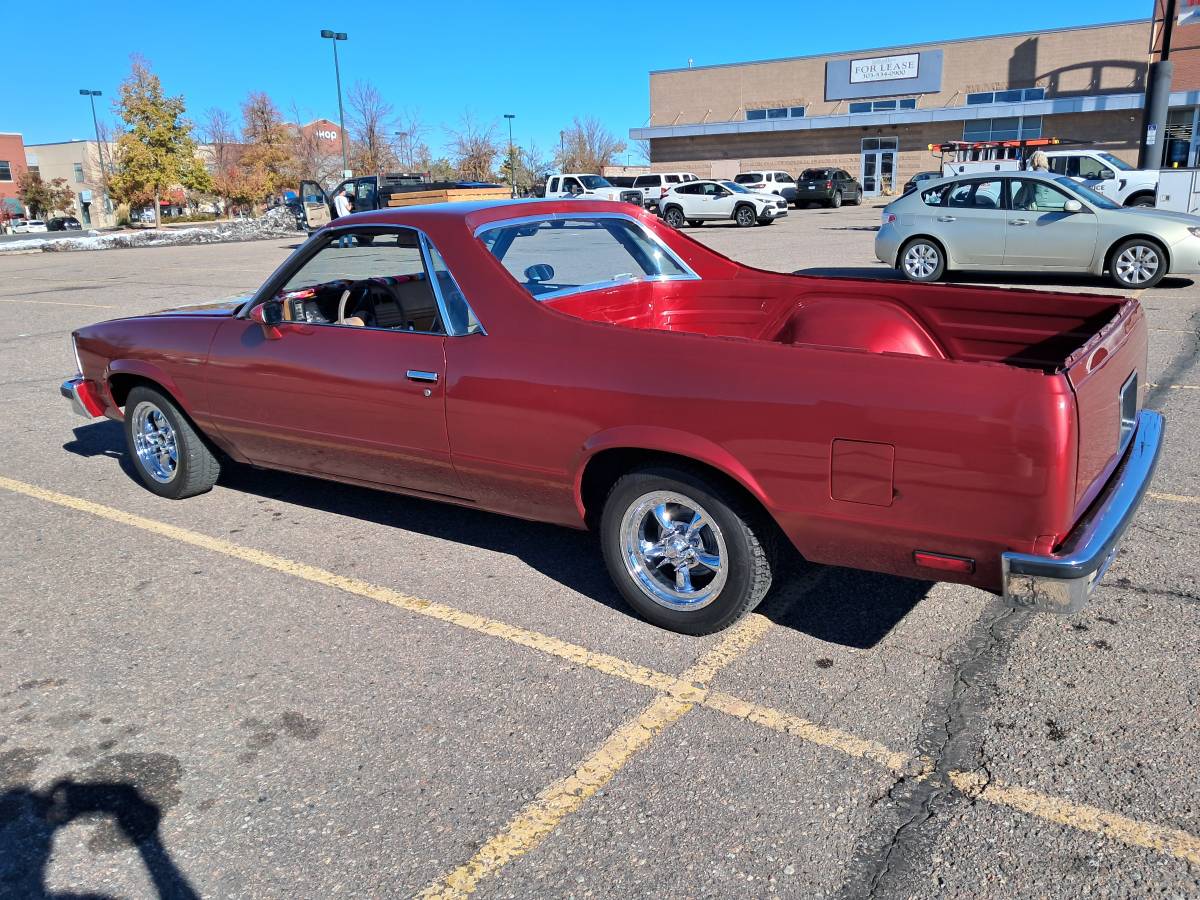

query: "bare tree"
(446, 111), (500, 181)
(288, 101), (342, 188)
(557, 116), (627, 172)
(392, 108), (432, 172)
(347, 81), (397, 175)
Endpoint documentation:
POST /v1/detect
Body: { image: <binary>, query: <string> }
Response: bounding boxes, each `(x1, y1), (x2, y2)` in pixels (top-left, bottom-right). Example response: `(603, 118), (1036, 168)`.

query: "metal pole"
(1139, 0), (1178, 169)
(504, 114), (516, 198)
(80, 90), (111, 222)
(333, 40), (349, 177)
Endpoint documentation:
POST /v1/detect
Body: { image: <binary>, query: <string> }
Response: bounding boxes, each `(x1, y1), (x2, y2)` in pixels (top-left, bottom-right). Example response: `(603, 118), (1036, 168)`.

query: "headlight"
(1189, 226), (1200, 238)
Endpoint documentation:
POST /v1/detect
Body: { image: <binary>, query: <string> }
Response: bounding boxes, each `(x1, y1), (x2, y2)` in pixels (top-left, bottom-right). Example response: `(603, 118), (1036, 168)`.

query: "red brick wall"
(1152, 0), (1200, 89)
(0, 134), (28, 212)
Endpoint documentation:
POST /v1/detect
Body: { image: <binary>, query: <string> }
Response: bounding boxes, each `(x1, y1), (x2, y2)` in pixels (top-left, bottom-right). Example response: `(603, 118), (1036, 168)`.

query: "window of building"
(0, 161), (10, 181)
(963, 115), (1042, 142)
(966, 87), (1046, 105)
(848, 98), (918, 114)
(73, 163), (84, 183)
(745, 106), (805, 121)
(861, 137), (899, 150)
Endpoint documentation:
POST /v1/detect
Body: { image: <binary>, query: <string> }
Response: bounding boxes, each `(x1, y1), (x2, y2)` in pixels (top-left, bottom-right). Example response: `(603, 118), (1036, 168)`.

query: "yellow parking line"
(1148, 382), (1200, 390)
(421, 615), (772, 899)
(951, 772), (1200, 865)
(0, 297), (114, 308)
(4, 474), (1200, 871)
(1149, 491), (1200, 504)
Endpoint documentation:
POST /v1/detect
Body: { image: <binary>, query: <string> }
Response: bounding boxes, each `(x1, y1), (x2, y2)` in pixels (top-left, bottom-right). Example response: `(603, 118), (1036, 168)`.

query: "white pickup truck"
(543, 174), (644, 206)
(942, 149), (1157, 207)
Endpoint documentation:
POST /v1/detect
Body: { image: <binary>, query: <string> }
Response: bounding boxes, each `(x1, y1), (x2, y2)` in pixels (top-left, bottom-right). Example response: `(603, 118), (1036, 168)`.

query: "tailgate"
(1063, 299), (1148, 515)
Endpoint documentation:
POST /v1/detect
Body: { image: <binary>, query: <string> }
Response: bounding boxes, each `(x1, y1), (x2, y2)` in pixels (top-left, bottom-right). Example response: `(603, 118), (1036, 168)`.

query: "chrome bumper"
(61, 376), (102, 419)
(1001, 410), (1164, 614)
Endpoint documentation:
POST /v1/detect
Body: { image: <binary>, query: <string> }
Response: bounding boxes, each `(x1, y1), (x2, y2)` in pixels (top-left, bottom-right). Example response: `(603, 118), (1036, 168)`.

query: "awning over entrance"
(1, 198), (23, 213)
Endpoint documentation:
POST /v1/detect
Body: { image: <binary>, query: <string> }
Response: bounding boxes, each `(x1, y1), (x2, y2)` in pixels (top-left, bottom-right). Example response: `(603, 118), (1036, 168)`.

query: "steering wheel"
(337, 284), (372, 325)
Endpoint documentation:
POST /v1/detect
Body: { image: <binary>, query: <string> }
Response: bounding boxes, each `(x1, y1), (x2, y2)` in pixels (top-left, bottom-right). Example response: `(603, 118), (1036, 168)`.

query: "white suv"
(658, 180), (788, 228)
(734, 171), (798, 204)
(632, 172), (699, 209)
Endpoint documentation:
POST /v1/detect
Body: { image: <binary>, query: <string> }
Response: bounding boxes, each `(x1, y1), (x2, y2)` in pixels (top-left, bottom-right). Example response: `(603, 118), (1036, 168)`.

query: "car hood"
(1114, 207), (1200, 227)
(146, 295), (251, 317)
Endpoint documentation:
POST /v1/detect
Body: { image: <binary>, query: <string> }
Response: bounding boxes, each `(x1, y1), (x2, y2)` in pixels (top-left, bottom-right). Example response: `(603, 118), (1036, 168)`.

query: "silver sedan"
(875, 171), (1200, 289)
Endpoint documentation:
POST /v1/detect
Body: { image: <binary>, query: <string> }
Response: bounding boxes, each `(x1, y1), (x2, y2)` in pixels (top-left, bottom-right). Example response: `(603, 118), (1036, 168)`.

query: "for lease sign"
(849, 53), (919, 84)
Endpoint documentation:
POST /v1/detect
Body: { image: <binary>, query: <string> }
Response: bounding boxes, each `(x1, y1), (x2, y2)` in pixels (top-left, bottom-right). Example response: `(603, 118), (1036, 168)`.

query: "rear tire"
(1109, 238), (1166, 289)
(899, 237), (946, 282)
(663, 206), (685, 229)
(123, 386), (220, 499)
(830, 191), (843, 209)
(1126, 194), (1155, 209)
(600, 466), (774, 635)
(734, 205), (757, 228)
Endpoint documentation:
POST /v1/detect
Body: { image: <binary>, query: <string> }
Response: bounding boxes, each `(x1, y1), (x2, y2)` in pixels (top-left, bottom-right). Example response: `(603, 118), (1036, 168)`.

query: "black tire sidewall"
(664, 207), (684, 228)
(123, 386), (217, 499)
(1110, 239), (1166, 289)
(735, 205), (755, 227)
(600, 467), (767, 635)
(831, 192), (842, 208)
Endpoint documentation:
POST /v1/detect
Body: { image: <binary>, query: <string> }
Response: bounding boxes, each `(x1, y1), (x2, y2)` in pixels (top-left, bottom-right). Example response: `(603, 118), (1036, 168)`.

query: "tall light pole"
(320, 30), (350, 178)
(79, 89), (110, 217)
(393, 130), (411, 171)
(503, 114), (516, 197)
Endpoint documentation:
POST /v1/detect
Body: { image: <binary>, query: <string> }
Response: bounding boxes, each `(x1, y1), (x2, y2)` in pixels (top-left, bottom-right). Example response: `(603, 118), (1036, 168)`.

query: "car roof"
(325, 198), (658, 234)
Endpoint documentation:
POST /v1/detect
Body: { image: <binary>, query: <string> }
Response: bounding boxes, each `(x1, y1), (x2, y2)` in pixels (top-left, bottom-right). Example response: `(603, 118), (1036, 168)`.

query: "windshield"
(478, 216), (694, 301)
(720, 181), (751, 193)
(1096, 152), (1134, 172)
(578, 175), (612, 189)
(1053, 176), (1121, 210)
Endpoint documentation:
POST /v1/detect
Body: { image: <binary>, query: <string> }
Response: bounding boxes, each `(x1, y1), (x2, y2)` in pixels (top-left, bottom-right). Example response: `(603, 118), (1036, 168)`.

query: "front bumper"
(61, 376), (105, 419)
(760, 206), (788, 219)
(1001, 410), (1164, 613)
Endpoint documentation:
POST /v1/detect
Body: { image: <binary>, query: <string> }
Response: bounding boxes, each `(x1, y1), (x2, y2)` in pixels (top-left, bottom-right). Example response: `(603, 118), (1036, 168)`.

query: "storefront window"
(966, 88), (1045, 106)
(963, 116), (1042, 141)
(849, 99), (917, 114)
(745, 106), (805, 121)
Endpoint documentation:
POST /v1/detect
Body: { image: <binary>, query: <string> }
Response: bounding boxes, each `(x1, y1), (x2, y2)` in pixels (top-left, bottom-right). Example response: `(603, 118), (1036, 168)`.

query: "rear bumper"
(61, 376), (105, 419)
(1001, 410), (1164, 613)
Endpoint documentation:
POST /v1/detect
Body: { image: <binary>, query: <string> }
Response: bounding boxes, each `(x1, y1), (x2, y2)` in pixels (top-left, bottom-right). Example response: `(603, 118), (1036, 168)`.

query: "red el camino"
(62, 200), (1163, 633)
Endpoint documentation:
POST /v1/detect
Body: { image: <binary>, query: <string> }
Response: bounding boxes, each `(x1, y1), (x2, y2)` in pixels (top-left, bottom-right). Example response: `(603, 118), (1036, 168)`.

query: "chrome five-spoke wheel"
(619, 490), (729, 610)
(131, 401), (178, 483)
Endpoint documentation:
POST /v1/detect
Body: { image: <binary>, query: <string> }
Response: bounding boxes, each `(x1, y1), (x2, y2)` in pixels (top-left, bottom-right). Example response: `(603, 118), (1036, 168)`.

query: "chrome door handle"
(936, 215), (956, 222)
(406, 370), (439, 383)
(1009, 218), (1030, 226)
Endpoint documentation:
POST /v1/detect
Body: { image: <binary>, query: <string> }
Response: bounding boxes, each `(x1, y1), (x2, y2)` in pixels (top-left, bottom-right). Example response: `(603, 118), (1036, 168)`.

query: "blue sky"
(7, 0), (1145, 160)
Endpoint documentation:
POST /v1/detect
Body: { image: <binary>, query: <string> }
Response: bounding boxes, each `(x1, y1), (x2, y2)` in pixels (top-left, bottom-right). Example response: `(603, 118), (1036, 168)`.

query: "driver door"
(703, 182), (735, 218)
(205, 226), (463, 497)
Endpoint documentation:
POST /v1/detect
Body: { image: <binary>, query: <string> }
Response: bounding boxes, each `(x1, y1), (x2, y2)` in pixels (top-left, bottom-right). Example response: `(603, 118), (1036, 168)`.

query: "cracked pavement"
(1, 206), (1198, 897)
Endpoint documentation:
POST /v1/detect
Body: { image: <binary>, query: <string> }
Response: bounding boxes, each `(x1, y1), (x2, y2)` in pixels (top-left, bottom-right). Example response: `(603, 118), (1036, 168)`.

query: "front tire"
(663, 206), (685, 229)
(899, 238), (946, 282)
(1126, 194), (1155, 209)
(734, 205), (756, 228)
(1109, 238), (1166, 289)
(687, 219), (703, 227)
(123, 386), (220, 499)
(850, 189), (863, 205)
(600, 466), (774, 635)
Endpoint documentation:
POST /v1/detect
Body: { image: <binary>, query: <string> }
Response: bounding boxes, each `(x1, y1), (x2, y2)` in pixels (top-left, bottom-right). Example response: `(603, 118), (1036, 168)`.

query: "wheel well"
(108, 373), (168, 409)
(1104, 234), (1169, 272)
(1123, 191), (1156, 206)
(734, 201), (756, 214)
(896, 234), (946, 268)
(579, 448), (768, 531)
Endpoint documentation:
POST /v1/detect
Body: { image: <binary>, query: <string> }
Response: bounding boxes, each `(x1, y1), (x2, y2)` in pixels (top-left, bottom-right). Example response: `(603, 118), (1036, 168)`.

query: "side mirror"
(250, 300), (284, 339)
(1100, 169), (1115, 180)
(1063, 199), (1083, 213)
(524, 264), (554, 283)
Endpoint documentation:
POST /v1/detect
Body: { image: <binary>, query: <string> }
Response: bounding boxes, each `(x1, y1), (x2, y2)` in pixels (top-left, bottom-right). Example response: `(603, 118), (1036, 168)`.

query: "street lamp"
(79, 89), (111, 218)
(319, 29), (350, 177)
(503, 114), (516, 198)
(393, 130), (411, 171)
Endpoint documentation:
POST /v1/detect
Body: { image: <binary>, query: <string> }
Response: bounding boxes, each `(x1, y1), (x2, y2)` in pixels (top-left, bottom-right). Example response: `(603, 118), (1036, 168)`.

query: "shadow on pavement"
(0, 779), (198, 899)
(64, 419), (929, 647)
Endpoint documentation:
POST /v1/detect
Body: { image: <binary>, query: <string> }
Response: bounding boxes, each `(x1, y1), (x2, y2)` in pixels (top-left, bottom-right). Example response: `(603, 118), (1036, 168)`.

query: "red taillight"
(883, 213), (897, 224)
(661, 187), (668, 198)
(825, 180), (833, 189)
(913, 551), (975, 574)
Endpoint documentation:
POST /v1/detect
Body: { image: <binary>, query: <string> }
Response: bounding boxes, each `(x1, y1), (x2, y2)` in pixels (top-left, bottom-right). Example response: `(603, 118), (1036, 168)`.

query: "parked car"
(877, 170), (1200, 289)
(1043, 150), (1158, 208)
(733, 171), (797, 204)
(631, 172), (699, 209)
(794, 169), (862, 208)
(659, 179), (788, 228)
(62, 198), (1161, 633)
(9, 219), (29, 233)
(542, 173), (644, 206)
(902, 171), (941, 195)
(47, 216), (82, 232)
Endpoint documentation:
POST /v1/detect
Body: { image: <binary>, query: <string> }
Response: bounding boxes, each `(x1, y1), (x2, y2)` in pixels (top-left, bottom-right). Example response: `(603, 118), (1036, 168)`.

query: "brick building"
(0, 132), (29, 220)
(630, 20), (1153, 195)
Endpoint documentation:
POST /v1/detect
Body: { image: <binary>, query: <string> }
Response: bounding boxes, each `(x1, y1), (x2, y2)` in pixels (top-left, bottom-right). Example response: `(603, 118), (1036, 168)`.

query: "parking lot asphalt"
(1, 203), (1198, 898)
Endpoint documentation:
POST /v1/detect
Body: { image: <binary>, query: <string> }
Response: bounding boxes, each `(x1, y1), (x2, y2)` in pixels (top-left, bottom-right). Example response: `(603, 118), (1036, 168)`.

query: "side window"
(355, 178), (377, 209)
(700, 182), (721, 196)
(776, 172), (794, 183)
(946, 183), (975, 207)
(972, 180), (1002, 209)
(564, 177), (584, 194)
(676, 183), (699, 195)
(1050, 156), (1080, 178)
(1008, 179), (1072, 212)
(666, 174), (681, 184)
(1077, 156), (1107, 179)
(424, 239), (482, 336)
(548, 177), (560, 193)
(277, 229), (444, 334)
(920, 185), (949, 206)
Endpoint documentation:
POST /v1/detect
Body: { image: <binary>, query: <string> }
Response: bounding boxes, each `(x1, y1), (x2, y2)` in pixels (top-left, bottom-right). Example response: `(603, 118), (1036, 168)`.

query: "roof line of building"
(648, 18), (1150, 76)
(23, 139), (96, 147)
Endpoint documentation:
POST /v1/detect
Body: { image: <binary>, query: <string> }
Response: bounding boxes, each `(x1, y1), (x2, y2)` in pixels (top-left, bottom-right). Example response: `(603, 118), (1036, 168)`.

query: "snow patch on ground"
(0, 207), (302, 254)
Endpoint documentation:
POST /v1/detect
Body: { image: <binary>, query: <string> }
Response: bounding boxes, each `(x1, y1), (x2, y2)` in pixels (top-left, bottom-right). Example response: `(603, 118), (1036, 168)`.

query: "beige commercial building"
(24, 139), (117, 227)
(631, 21), (1158, 195)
